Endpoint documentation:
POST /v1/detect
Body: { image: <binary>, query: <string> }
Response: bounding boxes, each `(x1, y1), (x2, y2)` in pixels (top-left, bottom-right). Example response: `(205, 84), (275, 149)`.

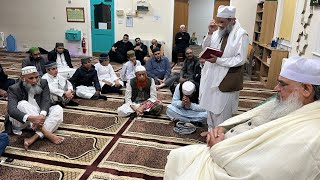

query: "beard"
(218, 23), (234, 37)
(23, 81), (43, 95)
(256, 91), (304, 123)
(136, 77), (148, 89)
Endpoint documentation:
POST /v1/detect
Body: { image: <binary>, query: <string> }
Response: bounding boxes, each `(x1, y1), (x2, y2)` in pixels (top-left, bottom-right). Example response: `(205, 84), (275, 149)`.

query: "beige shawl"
(165, 101), (320, 180)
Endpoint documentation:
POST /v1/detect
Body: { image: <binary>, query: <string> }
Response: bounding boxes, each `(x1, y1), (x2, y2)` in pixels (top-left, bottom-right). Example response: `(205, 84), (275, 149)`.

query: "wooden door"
(173, 0), (189, 46)
(213, 0), (230, 18)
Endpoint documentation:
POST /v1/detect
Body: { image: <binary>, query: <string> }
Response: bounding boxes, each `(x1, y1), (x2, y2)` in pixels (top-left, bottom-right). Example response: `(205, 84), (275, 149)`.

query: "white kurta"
(200, 21), (249, 127)
(117, 78), (157, 117)
(76, 86), (96, 99)
(164, 100), (320, 180)
(42, 73), (73, 103)
(120, 60), (141, 82)
(56, 53), (76, 79)
(10, 100), (63, 138)
(94, 63), (124, 88)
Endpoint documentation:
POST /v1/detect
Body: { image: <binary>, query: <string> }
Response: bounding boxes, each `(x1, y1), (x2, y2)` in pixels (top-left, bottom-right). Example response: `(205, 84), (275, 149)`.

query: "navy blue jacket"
(69, 65), (101, 91)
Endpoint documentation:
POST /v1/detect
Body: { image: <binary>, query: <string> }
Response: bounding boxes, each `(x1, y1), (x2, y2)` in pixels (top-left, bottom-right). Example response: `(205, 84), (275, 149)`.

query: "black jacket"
(134, 43), (148, 64)
(48, 49), (73, 68)
(69, 65), (101, 91)
(175, 32), (190, 49)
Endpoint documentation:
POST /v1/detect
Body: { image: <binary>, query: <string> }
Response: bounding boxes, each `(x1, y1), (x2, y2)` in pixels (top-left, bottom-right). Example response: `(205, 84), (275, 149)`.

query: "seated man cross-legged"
(117, 66), (163, 117)
(69, 57), (107, 100)
(5, 66), (64, 150)
(42, 61), (79, 107)
(164, 56), (320, 180)
(166, 81), (207, 127)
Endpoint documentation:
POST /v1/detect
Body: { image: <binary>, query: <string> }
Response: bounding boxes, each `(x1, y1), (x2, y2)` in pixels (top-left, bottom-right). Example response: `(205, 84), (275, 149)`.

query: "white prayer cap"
(217, 5), (236, 18)
(135, 65), (146, 73)
(182, 81), (196, 96)
(180, 24), (185, 29)
(280, 56), (320, 85)
(21, 66), (37, 75)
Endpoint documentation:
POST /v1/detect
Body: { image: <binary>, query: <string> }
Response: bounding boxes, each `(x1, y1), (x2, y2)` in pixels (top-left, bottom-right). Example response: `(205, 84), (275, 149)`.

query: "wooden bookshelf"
(253, 1), (278, 44)
(253, 42), (289, 89)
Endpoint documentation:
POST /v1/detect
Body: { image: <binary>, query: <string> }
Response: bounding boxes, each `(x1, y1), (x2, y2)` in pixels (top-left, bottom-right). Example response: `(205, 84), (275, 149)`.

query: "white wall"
(230, 0), (257, 43)
(188, 0), (214, 45)
(0, 0), (175, 59)
(114, 0), (174, 59)
(0, 0), (91, 56)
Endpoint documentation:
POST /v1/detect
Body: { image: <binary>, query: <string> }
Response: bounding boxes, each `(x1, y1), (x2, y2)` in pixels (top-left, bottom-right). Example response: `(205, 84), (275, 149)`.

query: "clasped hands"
(28, 114), (46, 130)
(205, 127), (226, 148)
(181, 95), (191, 108)
(131, 104), (146, 117)
(63, 90), (74, 100)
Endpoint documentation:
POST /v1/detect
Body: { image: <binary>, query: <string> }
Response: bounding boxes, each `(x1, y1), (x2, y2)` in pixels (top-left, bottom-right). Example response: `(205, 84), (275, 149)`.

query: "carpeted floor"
(0, 49), (276, 179)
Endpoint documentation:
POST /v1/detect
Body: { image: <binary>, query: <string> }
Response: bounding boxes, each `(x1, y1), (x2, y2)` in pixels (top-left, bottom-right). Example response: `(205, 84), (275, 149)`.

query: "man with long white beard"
(200, 6), (249, 128)
(5, 66), (64, 150)
(117, 65), (163, 117)
(164, 56), (320, 180)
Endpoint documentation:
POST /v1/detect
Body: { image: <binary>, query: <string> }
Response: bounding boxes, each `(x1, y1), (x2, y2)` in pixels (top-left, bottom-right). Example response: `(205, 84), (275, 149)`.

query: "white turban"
(217, 5), (236, 18)
(280, 56), (320, 85)
(21, 66), (37, 75)
(182, 81), (196, 96)
(135, 65), (146, 73)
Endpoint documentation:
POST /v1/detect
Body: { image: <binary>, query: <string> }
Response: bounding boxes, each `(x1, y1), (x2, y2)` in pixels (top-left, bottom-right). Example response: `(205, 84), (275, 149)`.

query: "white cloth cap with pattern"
(217, 5), (236, 18)
(280, 56), (320, 85)
(21, 66), (37, 75)
(135, 65), (146, 73)
(182, 81), (196, 96)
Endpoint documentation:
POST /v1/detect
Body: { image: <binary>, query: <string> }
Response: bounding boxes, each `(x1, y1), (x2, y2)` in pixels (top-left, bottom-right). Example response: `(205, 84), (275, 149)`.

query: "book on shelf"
(199, 47), (223, 59)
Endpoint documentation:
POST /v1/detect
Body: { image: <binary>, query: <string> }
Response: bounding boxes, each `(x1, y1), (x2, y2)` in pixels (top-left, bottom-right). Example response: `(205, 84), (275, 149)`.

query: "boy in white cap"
(200, 5), (249, 128)
(166, 81), (207, 127)
(117, 65), (163, 117)
(164, 56), (320, 179)
(42, 61), (78, 106)
(5, 66), (64, 150)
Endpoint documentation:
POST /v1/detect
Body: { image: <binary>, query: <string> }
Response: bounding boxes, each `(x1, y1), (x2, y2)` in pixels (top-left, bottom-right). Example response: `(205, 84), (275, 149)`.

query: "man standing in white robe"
(164, 56), (320, 180)
(200, 6), (249, 128)
(5, 66), (64, 150)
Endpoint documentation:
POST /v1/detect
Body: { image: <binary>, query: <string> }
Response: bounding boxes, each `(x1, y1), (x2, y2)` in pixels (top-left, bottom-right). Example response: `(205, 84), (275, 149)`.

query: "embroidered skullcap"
(44, 61), (57, 69)
(29, 47), (40, 54)
(127, 50), (135, 58)
(21, 66), (37, 75)
(81, 57), (91, 64)
(217, 5), (236, 18)
(55, 42), (64, 48)
(135, 65), (146, 73)
(182, 81), (196, 96)
(99, 53), (110, 61)
(152, 47), (160, 54)
(280, 56), (320, 85)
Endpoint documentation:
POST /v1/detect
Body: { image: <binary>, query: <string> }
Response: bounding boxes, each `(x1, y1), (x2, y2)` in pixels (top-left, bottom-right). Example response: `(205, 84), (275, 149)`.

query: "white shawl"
(164, 101), (320, 180)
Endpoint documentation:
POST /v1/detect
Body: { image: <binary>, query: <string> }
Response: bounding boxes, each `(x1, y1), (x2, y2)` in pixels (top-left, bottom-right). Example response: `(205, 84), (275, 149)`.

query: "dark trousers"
(0, 133), (9, 155)
(102, 84), (122, 94)
(0, 79), (15, 91)
(172, 46), (186, 64)
(108, 51), (126, 64)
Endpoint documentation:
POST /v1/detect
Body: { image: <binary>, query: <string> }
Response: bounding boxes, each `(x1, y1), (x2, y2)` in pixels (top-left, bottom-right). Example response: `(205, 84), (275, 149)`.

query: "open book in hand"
(199, 47), (223, 59)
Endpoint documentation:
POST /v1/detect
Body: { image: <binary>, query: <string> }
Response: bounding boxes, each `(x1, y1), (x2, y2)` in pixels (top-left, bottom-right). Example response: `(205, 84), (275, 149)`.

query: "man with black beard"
(22, 47), (48, 77)
(47, 42), (76, 78)
(117, 65), (163, 117)
(108, 34), (134, 64)
(5, 66), (64, 150)
(165, 56), (320, 179)
(133, 37), (148, 65)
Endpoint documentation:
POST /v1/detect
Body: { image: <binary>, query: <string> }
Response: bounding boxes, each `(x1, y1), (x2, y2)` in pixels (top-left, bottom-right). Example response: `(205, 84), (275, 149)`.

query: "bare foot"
(23, 134), (39, 151)
(46, 134), (65, 144)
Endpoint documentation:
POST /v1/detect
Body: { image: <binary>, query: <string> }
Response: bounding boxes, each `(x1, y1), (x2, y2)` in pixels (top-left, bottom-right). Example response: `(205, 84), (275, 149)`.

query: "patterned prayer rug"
(87, 172), (144, 180)
(61, 109), (128, 134)
(123, 117), (206, 144)
(0, 157), (84, 180)
(98, 138), (180, 177)
(2, 128), (113, 165)
(68, 98), (124, 113)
